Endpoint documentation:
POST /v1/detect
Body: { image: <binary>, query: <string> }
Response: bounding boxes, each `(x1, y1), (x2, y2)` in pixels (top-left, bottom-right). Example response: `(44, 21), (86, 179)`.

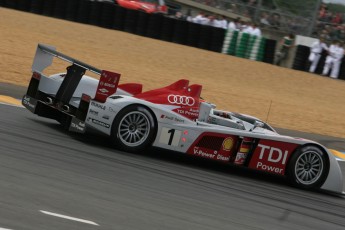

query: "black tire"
(287, 145), (329, 189)
(112, 105), (157, 153)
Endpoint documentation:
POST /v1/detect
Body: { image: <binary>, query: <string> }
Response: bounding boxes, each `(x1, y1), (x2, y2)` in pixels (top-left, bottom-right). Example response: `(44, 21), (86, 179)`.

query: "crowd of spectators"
(227, 17), (262, 36)
(186, 12), (228, 29)
(171, 0), (345, 79)
(183, 0), (309, 35)
(172, 11), (262, 36)
(171, 1), (345, 79)
(188, 0), (345, 37)
(314, 3), (345, 42)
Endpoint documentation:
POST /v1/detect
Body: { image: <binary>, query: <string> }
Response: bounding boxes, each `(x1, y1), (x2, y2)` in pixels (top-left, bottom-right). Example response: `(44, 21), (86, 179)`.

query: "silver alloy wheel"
(118, 111), (150, 147)
(294, 150), (324, 185)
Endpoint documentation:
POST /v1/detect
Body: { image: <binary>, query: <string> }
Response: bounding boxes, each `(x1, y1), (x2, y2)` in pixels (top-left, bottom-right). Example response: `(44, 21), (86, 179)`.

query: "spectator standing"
(332, 13), (342, 24)
(319, 3), (328, 18)
(322, 40), (344, 79)
(242, 22), (261, 36)
(173, 11), (184, 20)
(242, 22), (254, 34)
(200, 14), (210, 25)
(275, 33), (295, 66)
(228, 17), (240, 31)
(240, 21), (249, 32)
(214, 15), (228, 29)
(192, 12), (208, 24)
(269, 13), (281, 29)
(308, 38), (328, 73)
(260, 12), (271, 27)
(319, 29), (331, 41)
(186, 9), (193, 22)
(250, 23), (261, 37)
(207, 15), (217, 27)
(322, 40), (338, 76)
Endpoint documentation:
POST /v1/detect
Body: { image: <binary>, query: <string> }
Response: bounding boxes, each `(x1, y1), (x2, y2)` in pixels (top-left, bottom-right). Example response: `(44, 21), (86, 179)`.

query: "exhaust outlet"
(62, 105), (70, 112)
(46, 97), (53, 105)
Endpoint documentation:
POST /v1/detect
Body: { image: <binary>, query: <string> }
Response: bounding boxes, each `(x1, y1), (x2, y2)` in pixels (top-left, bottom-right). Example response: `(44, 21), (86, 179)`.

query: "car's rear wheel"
(112, 105), (156, 153)
(287, 145), (329, 189)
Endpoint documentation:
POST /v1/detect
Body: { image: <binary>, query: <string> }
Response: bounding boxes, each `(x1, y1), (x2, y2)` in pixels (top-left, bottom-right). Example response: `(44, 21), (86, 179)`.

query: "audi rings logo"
(167, 95), (195, 106)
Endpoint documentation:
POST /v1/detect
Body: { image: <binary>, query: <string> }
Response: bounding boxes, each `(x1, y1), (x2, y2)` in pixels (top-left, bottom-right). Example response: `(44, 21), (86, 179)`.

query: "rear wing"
(32, 44), (120, 103)
(32, 44), (101, 75)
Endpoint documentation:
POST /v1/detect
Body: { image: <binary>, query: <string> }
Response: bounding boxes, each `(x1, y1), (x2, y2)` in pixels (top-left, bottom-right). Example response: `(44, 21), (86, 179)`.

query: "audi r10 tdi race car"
(22, 44), (345, 194)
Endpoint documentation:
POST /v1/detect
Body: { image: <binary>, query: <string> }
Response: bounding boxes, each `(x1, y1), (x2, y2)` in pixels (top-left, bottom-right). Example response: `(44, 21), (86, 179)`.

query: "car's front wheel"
(287, 145), (329, 189)
(112, 105), (156, 153)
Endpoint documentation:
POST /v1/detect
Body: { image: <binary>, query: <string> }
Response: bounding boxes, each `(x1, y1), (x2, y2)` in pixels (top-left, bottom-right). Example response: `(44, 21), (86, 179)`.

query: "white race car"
(22, 44), (345, 194)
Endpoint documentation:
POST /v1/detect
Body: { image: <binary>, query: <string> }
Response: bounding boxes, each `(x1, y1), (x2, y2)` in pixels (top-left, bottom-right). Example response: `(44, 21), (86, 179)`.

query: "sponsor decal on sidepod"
(160, 114), (185, 123)
(88, 118), (110, 128)
(173, 107), (199, 117)
(89, 109), (99, 116)
(187, 133), (238, 162)
(193, 147), (230, 161)
(222, 137), (234, 151)
(249, 140), (298, 175)
(91, 101), (105, 110)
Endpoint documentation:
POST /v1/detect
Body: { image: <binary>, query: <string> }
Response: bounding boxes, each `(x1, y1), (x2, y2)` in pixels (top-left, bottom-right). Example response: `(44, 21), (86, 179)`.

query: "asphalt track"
(1, 84), (345, 230)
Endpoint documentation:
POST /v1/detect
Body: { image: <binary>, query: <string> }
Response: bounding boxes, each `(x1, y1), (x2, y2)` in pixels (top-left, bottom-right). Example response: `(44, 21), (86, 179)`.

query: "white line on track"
(0, 227), (14, 230)
(40, 210), (99, 226)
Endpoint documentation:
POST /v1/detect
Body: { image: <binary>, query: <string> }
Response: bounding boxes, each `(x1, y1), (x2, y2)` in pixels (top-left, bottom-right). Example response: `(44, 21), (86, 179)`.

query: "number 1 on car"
(159, 127), (182, 146)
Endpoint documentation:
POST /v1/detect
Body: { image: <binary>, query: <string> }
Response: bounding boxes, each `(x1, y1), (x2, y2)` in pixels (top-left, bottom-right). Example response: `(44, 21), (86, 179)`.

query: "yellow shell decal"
(222, 137), (234, 151)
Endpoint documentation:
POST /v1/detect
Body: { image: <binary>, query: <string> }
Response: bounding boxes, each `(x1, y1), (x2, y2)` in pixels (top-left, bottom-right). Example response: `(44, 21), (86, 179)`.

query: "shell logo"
(222, 137), (234, 151)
